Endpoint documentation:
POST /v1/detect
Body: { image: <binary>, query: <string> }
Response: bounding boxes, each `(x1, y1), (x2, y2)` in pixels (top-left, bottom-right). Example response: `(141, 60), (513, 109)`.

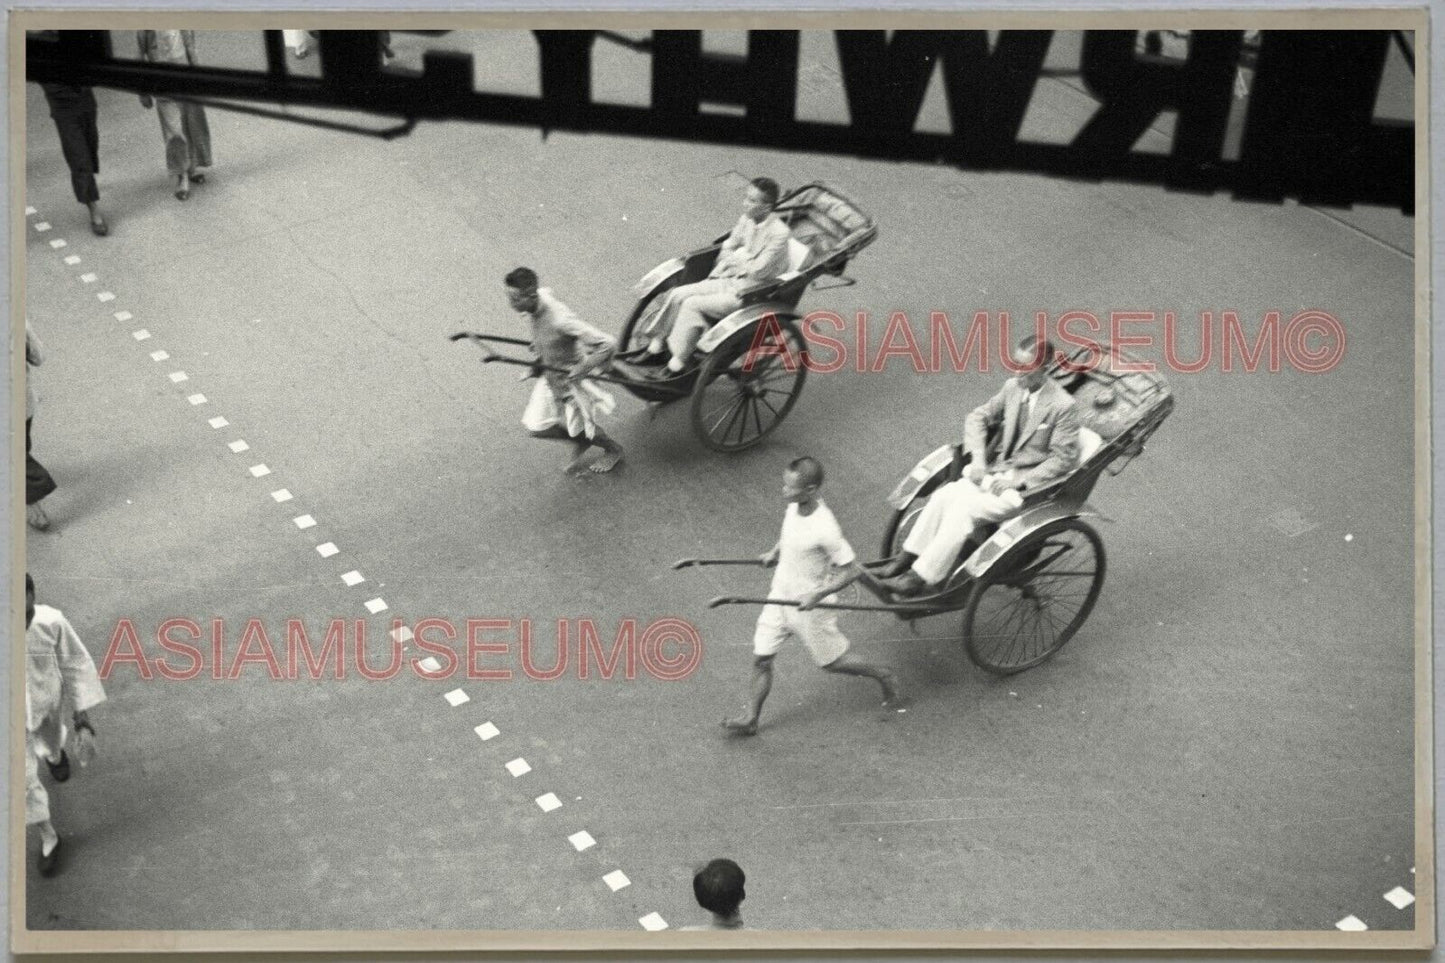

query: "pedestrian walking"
(136, 29), (212, 200)
(25, 319), (57, 531)
(39, 82), (108, 236)
(25, 573), (106, 878)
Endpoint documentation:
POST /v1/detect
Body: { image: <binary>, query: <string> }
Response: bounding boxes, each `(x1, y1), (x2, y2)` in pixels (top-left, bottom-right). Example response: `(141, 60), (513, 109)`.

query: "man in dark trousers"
(39, 81), (108, 236)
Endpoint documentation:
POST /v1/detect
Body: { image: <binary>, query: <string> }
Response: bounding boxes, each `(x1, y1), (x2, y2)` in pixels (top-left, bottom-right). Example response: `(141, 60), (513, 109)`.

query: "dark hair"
(787, 455), (824, 488)
(749, 177), (780, 207)
(1017, 335), (1056, 368)
(26, 572), (34, 595)
(504, 267), (538, 291)
(693, 858), (746, 917)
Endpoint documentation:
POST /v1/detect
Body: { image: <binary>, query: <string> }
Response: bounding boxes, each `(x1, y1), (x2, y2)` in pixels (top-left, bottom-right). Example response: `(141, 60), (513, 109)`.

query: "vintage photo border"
(5, 3), (1435, 955)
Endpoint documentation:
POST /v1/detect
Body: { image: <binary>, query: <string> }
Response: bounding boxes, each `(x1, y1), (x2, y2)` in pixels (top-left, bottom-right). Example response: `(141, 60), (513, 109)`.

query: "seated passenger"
(874, 336), (1081, 595)
(642, 177), (792, 375)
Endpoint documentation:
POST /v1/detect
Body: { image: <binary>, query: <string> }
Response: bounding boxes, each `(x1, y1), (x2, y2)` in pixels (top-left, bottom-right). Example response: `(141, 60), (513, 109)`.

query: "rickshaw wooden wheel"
(690, 317), (807, 452)
(619, 270), (684, 355)
(962, 517), (1105, 675)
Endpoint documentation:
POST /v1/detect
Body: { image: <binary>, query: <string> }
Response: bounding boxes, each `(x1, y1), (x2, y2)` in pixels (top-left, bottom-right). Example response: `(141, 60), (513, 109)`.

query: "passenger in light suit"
(877, 337), (1081, 593)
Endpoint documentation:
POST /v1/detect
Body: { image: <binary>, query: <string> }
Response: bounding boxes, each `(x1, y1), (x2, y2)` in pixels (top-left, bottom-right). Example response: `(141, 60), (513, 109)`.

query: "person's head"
(504, 267), (540, 314)
(693, 858), (746, 919)
(743, 177), (780, 222)
(782, 456), (824, 504)
(25, 573), (35, 629)
(1012, 335), (1056, 392)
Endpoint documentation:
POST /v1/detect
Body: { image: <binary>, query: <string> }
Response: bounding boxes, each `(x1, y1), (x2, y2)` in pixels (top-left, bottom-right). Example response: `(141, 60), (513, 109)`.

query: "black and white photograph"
(10, 13), (1432, 953)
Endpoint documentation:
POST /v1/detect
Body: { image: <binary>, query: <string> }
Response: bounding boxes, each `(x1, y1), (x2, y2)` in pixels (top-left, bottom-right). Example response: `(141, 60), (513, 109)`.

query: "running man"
(504, 267), (625, 474)
(722, 457), (903, 736)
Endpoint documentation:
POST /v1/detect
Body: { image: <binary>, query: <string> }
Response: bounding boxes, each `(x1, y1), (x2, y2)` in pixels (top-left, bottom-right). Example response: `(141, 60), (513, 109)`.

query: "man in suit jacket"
(877, 337), (1081, 593)
(641, 177), (792, 375)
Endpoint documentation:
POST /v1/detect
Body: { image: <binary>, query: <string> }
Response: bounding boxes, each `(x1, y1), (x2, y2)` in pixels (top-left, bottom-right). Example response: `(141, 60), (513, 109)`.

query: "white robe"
(25, 605), (106, 824)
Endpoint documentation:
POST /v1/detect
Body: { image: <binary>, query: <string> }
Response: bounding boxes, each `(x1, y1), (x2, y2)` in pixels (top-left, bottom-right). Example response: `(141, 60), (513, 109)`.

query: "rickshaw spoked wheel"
(962, 517), (1105, 675)
(690, 318), (807, 452)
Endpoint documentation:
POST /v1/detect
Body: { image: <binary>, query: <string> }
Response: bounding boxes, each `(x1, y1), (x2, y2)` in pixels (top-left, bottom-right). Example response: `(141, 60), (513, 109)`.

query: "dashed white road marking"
(25, 205), (35, 215)
(108, 295), (657, 930)
(1335, 915), (1368, 931)
(65, 255), (81, 265)
(1384, 886), (1415, 909)
(49, 239), (66, 249)
(80, 272), (97, 283)
(34, 221), (51, 232)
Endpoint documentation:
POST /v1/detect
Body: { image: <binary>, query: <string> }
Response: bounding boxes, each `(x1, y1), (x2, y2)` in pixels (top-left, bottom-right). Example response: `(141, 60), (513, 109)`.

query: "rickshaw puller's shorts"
(753, 603), (850, 667)
(521, 378), (614, 440)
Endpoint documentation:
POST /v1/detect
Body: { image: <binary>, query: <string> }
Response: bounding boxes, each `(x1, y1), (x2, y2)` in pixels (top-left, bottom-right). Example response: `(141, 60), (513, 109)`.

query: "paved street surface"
(18, 30), (1418, 934)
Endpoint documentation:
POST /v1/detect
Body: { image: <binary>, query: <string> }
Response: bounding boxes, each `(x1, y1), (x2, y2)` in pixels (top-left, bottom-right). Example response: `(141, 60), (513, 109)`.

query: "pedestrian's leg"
(155, 98), (191, 197)
(26, 736), (61, 874)
(723, 656), (773, 735)
(180, 102), (212, 177)
(25, 419), (52, 530)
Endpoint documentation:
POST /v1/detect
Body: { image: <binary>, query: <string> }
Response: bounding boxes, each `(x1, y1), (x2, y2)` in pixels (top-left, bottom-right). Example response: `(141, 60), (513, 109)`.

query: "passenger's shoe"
(879, 570), (928, 597)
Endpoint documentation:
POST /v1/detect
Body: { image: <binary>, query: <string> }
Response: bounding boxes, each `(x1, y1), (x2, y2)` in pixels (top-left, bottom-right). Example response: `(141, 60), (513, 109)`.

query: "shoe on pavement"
(46, 751), (70, 783)
(37, 837), (62, 878)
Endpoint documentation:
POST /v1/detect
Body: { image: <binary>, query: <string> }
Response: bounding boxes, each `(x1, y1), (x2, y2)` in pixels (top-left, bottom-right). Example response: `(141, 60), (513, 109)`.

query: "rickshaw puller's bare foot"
(880, 673), (910, 710)
(589, 450), (623, 474)
(721, 716), (758, 737)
